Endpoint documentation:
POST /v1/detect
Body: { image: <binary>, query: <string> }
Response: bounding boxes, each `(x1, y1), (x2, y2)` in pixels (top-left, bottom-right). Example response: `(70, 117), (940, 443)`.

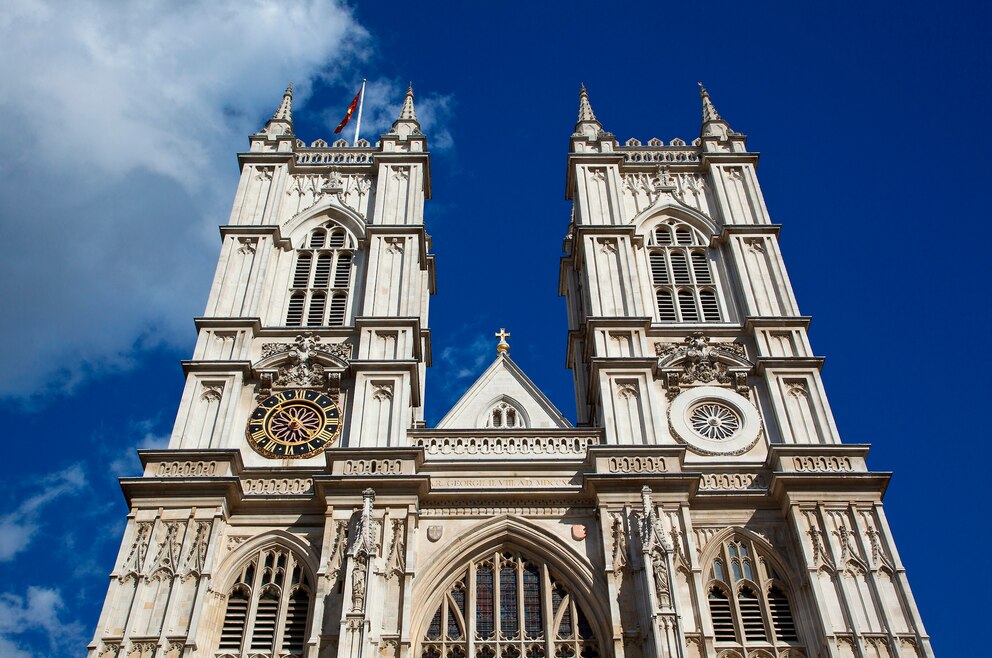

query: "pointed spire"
(574, 83), (604, 139)
(274, 83), (293, 121)
(698, 82), (735, 142)
(698, 82), (721, 123)
(577, 83), (597, 122)
(261, 82), (294, 137)
(399, 83), (418, 121)
(389, 82), (421, 139)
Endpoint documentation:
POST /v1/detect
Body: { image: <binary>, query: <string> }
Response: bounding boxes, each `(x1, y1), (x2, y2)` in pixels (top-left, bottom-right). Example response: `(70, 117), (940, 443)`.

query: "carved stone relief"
(121, 522), (152, 578)
(655, 333), (750, 399)
(637, 487), (675, 610)
(325, 520), (348, 581)
(180, 521), (210, 578)
(610, 512), (628, 574)
(622, 167), (711, 216)
(384, 519), (406, 580)
(699, 472), (768, 491)
(257, 333), (351, 398)
(286, 171), (372, 218)
(349, 489), (380, 614)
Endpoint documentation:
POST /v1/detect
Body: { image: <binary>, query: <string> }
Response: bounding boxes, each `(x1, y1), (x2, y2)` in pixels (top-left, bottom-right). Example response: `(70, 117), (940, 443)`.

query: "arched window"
(285, 224), (355, 327)
(420, 549), (599, 658)
(483, 401), (526, 429)
(705, 535), (802, 650)
(217, 546), (313, 658)
(647, 220), (723, 323)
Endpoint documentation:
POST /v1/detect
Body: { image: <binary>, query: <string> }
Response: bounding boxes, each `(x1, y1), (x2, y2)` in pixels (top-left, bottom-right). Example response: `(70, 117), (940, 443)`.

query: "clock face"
(246, 389), (342, 459)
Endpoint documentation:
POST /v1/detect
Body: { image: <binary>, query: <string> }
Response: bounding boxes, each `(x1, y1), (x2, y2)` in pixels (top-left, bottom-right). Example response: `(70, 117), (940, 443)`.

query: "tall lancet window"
(648, 220), (723, 323)
(705, 535), (801, 651)
(286, 225), (355, 327)
(420, 549), (600, 658)
(217, 547), (313, 658)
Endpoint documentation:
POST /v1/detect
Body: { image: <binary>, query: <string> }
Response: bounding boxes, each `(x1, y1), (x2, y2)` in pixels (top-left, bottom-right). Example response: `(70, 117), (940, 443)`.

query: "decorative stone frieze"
(154, 461), (218, 477)
(415, 434), (598, 459)
(699, 472), (768, 491)
(241, 478), (314, 495)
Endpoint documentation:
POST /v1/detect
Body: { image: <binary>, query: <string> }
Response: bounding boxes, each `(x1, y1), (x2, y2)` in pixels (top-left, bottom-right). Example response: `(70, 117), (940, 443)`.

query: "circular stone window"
(669, 386), (761, 455)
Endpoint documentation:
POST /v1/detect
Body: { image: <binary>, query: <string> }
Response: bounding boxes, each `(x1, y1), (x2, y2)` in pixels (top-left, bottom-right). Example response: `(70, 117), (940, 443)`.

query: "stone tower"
(87, 84), (933, 658)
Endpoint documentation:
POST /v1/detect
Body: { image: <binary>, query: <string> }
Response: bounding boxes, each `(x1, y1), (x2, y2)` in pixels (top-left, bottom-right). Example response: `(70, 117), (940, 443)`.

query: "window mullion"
(307, 251), (318, 289)
(242, 550), (266, 658)
(516, 559), (525, 645)
(541, 563), (554, 658)
(467, 561), (476, 658)
(272, 555), (293, 654)
(493, 553), (502, 644)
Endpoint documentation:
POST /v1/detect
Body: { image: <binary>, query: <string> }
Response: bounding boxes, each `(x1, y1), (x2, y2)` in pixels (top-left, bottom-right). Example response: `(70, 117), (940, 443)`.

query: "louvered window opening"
(421, 550), (599, 658)
(286, 226), (354, 328)
(649, 223), (721, 323)
(705, 537), (803, 651)
(217, 547), (313, 658)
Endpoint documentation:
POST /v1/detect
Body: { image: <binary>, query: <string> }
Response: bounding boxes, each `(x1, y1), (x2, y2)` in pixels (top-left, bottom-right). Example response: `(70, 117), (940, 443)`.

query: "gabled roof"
(436, 353), (572, 429)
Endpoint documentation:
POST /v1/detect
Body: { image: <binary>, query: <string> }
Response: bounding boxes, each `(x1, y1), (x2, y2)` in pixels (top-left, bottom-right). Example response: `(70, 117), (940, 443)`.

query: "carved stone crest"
(427, 525), (443, 542)
(257, 333), (351, 399)
(655, 332), (751, 399)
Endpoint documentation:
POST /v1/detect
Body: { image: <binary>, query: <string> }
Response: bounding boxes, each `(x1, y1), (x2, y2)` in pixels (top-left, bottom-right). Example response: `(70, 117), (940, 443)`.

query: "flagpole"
(353, 79), (366, 146)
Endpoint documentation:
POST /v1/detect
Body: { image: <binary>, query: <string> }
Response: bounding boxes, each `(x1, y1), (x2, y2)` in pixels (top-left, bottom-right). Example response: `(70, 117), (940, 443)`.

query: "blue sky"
(0, 0), (987, 655)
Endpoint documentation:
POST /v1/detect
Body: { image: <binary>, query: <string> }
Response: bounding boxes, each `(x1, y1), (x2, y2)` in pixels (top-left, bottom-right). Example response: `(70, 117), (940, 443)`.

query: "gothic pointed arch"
(631, 204), (719, 240)
(283, 201), (368, 246)
(412, 516), (609, 658)
(477, 394), (530, 429)
(212, 531), (319, 658)
(282, 214), (361, 328)
(635, 208), (729, 324)
(699, 528), (804, 651)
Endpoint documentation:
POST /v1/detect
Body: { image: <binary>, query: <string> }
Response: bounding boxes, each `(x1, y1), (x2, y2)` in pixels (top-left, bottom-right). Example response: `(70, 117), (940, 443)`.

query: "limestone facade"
(87, 84), (934, 658)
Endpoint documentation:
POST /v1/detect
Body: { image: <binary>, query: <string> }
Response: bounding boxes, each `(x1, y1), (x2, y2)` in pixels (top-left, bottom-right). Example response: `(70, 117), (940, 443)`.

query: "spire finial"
(495, 328), (511, 354)
(399, 83), (418, 121)
(577, 83), (597, 123)
(274, 82), (294, 121)
(698, 82), (721, 123)
(260, 82), (294, 137)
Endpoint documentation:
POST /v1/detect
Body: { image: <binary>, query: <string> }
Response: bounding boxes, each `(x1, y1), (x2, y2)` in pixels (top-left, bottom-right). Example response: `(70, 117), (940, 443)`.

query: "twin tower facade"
(87, 84), (933, 658)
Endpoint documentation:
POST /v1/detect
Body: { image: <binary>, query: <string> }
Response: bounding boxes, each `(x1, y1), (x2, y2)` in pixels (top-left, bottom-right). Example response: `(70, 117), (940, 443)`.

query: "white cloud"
(437, 331), (493, 401)
(0, 464), (87, 561)
(0, 0), (370, 398)
(108, 430), (171, 477)
(0, 586), (85, 657)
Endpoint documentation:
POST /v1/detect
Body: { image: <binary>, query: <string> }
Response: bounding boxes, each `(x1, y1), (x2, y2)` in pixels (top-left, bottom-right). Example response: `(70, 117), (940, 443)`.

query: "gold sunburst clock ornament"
(246, 389), (342, 459)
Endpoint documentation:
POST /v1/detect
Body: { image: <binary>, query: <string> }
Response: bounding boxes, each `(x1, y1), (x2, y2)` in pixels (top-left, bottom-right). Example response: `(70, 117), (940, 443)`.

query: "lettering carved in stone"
(343, 459), (403, 476)
(607, 456), (666, 473)
(156, 461), (218, 477)
(242, 478), (314, 495)
(793, 456), (853, 473)
(699, 472), (768, 491)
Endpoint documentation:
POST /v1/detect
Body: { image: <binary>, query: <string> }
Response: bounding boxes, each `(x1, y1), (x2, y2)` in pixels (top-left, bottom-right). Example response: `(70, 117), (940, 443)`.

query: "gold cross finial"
(495, 328), (511, 354)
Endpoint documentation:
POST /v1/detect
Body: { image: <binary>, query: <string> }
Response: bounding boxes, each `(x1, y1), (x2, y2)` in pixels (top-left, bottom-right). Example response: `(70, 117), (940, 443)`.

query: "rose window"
(688, 402), (741, 440)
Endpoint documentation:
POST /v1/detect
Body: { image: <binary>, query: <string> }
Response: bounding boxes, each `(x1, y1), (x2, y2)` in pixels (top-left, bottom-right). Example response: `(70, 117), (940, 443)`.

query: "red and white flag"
(333, 85), (363, 134)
